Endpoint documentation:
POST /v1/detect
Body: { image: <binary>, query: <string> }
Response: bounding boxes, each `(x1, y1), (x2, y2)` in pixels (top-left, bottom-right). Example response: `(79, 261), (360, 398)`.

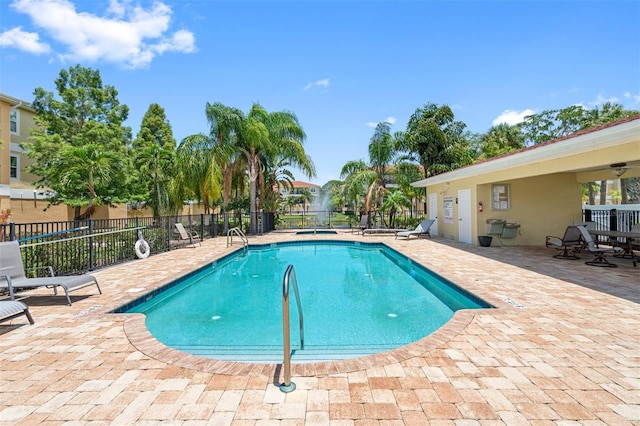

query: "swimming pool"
(114, 241), (492, 362)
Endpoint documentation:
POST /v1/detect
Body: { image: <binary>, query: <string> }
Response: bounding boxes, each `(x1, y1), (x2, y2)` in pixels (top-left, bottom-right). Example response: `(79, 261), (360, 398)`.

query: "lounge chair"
(356, 215), (368, 235)
(575, 225), (623, 267)
(174, 223), (201, 247)
(0, 241), (101, 305)
(395, 219), (434, 239)
(0, 300), (34, 325)
(545, 226), (583, 259)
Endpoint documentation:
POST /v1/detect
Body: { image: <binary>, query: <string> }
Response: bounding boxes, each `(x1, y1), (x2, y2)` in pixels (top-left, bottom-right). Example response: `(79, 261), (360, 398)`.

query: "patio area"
(1, 231), (639, 425)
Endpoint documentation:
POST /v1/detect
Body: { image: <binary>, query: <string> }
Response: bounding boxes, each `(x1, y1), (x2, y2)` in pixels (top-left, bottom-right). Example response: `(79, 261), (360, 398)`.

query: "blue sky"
(1, 0), (639, 186)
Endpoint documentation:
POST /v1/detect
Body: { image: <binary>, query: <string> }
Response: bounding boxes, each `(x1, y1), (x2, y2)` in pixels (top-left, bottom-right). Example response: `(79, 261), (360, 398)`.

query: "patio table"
(589, 229), (640, 267)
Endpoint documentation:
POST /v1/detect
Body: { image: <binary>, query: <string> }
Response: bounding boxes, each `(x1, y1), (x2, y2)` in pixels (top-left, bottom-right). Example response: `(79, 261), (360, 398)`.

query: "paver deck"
(1, 231), (639, 425)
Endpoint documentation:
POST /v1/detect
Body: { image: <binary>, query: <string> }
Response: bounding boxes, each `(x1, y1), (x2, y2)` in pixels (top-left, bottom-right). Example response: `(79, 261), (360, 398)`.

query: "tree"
(340, 122), (398, 214)
(297, 188), (313, 213)
(404, 103), (473, 176)
(26, 65), (132, 218)
(205, 102), (244, 229)
(320, 180), (346, 212)
(380, 190), (410, 228)
(132, 103), (176, 217)
(522, 103), (639, 204)
(236, 104), (313, 234)
(479, 123), (525, 159)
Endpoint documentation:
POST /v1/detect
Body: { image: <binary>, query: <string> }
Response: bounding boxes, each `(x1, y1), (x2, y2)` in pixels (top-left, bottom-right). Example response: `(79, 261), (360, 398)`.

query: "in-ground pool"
(114, 241), (492, 363)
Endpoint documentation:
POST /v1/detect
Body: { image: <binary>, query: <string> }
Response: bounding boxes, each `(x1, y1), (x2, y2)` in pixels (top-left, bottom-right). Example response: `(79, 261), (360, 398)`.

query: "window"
(492, 184), (510, 210)
(10, 155), (19, 179)
(9, 110), (19, 134)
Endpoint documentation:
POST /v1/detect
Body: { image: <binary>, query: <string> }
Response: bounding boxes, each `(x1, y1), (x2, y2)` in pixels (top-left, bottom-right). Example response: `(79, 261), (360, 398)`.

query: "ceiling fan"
(610, 163), (628, 177)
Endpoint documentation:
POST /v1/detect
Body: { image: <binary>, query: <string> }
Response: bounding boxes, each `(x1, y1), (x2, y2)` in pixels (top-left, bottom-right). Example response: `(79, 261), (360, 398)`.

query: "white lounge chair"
(0, 241), (101, 305)
(395, 219), (435, 239)
(0, 300), (34, 325)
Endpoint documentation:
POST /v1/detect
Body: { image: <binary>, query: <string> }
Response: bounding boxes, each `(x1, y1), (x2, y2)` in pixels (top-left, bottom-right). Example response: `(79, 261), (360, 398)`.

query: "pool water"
(116, 241), (491, 362)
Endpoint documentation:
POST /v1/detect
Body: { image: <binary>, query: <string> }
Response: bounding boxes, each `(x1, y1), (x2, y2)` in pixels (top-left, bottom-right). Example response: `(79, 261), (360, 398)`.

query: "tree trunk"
(588, 182), (595, 205)
(222, 165), (232, 234)
(621, 178), (628, 204)
(599, 180), (607, 205)
(248, 159), (259, 235)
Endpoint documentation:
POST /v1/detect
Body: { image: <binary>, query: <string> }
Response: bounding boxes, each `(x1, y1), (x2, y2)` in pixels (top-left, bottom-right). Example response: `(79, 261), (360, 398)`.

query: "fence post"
(9, 222), (16, 241)
(88, 219), (95, 271)
(200, 214), (205, 240)
(610, 209), (617, 231)
(166, 215), (171, 251)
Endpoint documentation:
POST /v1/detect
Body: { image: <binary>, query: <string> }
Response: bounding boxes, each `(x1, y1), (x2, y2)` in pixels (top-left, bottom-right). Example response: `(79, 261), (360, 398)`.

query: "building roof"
(291, 181), (320, 189)
(0, 92), (35, 112)
(412, 114), (640, 187)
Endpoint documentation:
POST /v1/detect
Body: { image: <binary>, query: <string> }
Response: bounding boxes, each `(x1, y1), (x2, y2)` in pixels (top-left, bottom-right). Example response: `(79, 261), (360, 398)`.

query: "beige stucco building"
(0, 92), (127, 223)
(412, 115), (640, 246)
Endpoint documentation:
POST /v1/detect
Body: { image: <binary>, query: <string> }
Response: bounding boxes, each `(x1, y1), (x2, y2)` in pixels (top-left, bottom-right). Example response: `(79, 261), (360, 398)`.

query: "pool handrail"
(280, 264), (304, 393)
(226, 227), (248, 250)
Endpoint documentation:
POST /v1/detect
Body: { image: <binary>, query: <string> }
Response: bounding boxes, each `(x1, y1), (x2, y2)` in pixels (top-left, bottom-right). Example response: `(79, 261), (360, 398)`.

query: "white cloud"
(366, 117), (397, 128)
(624, 91), (640, 104)
(3, 0), (196, 69)
(0, 26), (50, 54)
(587, 94), (619, 107)
(492, 109), (535, 126)
(304, 78), (330, 90)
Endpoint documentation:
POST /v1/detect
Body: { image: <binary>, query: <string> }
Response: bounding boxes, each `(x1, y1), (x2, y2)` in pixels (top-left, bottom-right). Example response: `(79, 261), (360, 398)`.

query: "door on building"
(428, 192), (438, 236)
(458, 189), (472, 244)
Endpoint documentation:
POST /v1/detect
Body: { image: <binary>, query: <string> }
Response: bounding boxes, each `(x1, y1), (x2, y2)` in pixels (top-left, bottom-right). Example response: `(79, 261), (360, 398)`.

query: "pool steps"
(173, 344), (400, 363)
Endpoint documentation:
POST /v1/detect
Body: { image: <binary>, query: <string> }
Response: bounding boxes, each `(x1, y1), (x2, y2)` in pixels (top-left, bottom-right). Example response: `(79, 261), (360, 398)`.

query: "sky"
(1, 0), (639, 187)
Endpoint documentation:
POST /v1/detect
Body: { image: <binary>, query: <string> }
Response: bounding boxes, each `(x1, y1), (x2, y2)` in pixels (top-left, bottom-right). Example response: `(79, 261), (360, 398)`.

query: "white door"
(428, 193), (438, 236)
(458, 189), (472, 244)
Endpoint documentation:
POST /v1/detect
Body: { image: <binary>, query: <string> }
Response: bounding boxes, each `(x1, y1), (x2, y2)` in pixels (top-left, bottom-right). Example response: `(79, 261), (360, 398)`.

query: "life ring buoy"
(135, 239), (150, 259)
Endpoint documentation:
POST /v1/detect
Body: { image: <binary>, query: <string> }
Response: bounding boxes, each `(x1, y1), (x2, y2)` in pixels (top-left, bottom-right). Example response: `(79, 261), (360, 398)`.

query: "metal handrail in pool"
(226, 227), (248, 250)
(280, 264), (304, 393)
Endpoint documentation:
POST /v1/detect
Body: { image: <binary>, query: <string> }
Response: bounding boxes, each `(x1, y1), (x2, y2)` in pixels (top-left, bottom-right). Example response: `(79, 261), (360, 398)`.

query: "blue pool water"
(115, 241), (491, 362)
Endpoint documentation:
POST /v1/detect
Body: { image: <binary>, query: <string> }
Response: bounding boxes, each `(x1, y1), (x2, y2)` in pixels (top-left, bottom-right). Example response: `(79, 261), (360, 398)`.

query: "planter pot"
(478, 236), (493, 247)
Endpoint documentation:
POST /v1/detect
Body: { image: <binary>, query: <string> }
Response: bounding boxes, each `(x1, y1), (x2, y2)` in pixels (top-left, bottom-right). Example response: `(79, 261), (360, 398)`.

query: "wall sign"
(492, 184), (510, 210)
(443, 195), (454, 223)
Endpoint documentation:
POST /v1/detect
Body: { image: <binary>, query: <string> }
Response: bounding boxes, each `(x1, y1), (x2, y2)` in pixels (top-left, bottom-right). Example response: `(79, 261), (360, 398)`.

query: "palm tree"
(50, 143), (123, 219)
(297, 188), (313, 213)
(340, 122), (399, 214)
(176, 133), (225, 214)
(381, 190), (411, 228)
(205, 103), (244, 232)
(236, 104), (314, 234)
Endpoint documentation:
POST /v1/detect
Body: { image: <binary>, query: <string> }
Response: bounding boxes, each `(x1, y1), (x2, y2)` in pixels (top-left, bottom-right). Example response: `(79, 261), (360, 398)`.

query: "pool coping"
(118, 307), (486, 377)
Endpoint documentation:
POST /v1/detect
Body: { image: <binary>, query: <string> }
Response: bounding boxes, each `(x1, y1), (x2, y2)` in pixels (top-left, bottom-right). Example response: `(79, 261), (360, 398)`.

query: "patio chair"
(0, 241), (101, 305)
(356, 214), (369, 235)
(395, 219), (435, 239)
(174, 223), (201, 247)
(0, 300), (34, 325)
(575, 225), (623, 267)
(545, 225), (583, 259)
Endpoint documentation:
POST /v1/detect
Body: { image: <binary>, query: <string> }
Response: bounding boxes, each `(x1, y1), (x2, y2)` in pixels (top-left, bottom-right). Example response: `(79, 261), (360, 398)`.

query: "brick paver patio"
(1, 231), (638, 425)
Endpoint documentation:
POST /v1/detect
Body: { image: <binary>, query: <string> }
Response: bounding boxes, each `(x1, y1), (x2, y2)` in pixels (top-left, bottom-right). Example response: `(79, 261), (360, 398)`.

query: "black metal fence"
(0, 213), (256, 276)
(0, 210), (426, 277)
